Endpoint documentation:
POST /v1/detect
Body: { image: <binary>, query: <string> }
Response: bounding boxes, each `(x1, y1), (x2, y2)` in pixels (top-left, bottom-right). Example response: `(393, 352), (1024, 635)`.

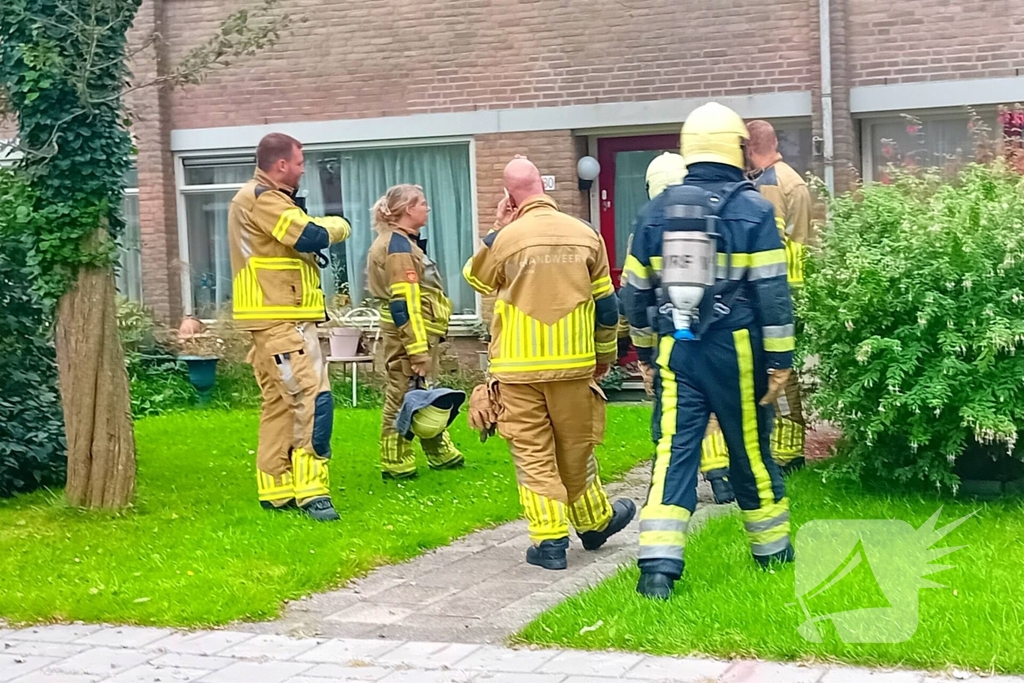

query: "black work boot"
(526, 537), (569, 570)
(300, 497), (340, 522)
(705, 469), (736, 504)
(636, 572), (675, 600)
(580, 499), (637, 551)
(754, 544), (795, 569)
(428, 456), (465, 471)
(779, 457), (806, 476)
(382, 469), (419, 481)
(260, 499), (297, 512)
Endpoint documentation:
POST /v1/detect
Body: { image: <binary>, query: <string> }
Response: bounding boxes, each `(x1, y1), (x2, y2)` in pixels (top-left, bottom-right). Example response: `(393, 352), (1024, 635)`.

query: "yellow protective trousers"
(248, 322), (333, 507)
(640, 332), (791, 579)
(496, 379), (614, 543)
(379, 329), (462, 476)
(700, 368), (805, 474)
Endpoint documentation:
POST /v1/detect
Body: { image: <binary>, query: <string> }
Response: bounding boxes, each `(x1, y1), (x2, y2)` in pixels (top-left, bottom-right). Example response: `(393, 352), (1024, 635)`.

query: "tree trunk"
(55, 260), (136, 508)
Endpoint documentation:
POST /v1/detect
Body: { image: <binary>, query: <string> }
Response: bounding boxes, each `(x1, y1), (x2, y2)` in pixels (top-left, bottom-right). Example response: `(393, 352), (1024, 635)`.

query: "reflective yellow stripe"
(489, 355), (596, 374)
(639, 530), (687, 547)
(624, 254), (650, 279)
(786, 240), (805, 285)
(272, 208), (304, 242)
(462, 258), (493, 294)
(488, 300), (597, 375)
(596, 340), (617, 355)
(233, 257), (324, 321)
(719, 249), (787, 269)
(650, 256), (663, 272)
(735, 329), (774, 507)
(591, 276), (614, 298)
(764, 336), (795, 353)
(632, 332), (656, 349)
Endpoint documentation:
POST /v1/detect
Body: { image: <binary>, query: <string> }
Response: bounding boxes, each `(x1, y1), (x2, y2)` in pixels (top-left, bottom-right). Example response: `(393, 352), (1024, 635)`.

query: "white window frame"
(174, 136), (482, 330)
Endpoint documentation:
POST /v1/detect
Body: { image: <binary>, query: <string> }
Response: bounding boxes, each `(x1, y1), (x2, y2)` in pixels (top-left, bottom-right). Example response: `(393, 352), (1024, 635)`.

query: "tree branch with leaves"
(0, 0), (289, 508)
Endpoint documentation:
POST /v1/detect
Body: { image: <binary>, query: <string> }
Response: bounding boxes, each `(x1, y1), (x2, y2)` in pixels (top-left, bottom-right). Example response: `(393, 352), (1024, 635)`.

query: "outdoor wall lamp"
(577, 156), (601, 191)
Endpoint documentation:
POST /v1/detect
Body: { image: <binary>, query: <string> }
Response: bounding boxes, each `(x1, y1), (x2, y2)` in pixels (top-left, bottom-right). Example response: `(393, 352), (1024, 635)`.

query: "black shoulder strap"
(694, 180), (755, 337)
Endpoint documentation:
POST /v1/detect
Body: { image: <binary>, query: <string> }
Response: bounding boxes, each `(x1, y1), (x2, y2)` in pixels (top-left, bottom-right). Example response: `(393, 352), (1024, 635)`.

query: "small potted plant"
(325, 294), (364, 359)
(175, 316), (223, 404)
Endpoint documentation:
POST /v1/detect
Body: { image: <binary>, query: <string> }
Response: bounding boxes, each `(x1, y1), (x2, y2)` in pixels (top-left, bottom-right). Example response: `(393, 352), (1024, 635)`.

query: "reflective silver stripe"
(627, 271), (652, 289)
(744, 511), (790, 534)
(630, 325), (655, 337)
(638, 545), (685, 561)
(749, 263), (788, 280)
(751, 536), (793, 557)
(639, 519), (689, 533)
(763, 324), (795, 339)
(717, 266), (748, 281)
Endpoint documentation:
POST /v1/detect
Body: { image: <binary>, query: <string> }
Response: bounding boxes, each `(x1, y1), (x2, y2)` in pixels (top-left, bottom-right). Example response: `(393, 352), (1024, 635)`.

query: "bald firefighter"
(624, 104), (795, 599)
(699, 121), (813, 499)
(464, 157), (636, 570)
(229, 133), (352, 522)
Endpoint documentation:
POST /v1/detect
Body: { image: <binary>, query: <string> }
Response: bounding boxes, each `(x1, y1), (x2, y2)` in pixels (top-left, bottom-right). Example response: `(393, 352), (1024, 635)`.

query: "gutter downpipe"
(820, 0), (835, 195)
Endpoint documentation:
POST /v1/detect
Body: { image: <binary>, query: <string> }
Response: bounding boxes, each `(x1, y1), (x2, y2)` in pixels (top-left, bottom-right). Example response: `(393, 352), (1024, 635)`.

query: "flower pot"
(329, 327), (362, 358)
(179, 356), (219, 405)
(954, 438), (1024, 499)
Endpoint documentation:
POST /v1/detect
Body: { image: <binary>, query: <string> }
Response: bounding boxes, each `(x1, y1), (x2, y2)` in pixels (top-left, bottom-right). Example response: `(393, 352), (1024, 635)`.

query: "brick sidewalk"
(2, 624), (1018, 683)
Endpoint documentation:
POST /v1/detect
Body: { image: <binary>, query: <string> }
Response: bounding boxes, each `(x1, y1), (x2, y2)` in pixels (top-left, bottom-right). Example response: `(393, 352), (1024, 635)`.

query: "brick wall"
(160, 0), (814, 131)
(129, 0), (182, 322)
(848, 0), (1024, 86)
(473, 130), (587, 322)
(474, 130), (586, 236)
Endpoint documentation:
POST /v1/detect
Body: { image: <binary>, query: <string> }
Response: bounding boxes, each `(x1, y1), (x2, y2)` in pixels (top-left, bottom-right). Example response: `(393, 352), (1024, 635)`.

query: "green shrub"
(0, 170), (67, 497)
(801, 162), (1024, 491)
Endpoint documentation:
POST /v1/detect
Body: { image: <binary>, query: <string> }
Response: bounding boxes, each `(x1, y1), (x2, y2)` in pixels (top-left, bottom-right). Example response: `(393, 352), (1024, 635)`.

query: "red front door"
(597, 134), (679, 285)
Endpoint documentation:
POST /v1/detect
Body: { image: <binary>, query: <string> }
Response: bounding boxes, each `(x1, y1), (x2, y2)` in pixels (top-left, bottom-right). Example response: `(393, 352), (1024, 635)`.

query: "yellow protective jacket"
(229, 169), (351, 330)
(366, 228), (453, 361)
(463, 196), (619, 384)
(751, 157), (813, 287)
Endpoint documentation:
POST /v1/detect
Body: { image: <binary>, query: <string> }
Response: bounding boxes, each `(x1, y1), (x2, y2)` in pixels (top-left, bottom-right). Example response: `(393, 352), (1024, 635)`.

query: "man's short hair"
(256, 133), (301, 171)
(746, 120), (778, 157)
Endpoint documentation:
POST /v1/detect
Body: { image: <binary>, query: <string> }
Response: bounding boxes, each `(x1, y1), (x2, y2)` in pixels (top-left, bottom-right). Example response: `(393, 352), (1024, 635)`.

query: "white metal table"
(326, 355), (374, 407)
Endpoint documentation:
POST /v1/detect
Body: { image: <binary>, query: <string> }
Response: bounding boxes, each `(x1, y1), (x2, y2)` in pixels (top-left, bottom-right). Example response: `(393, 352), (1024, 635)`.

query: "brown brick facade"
(160, 0), (816, 131)
(848, 0), (1024, 87)
(5, 0), (1021, 321)
(474, 131), (587, 237)
(129, 0), (182, 322)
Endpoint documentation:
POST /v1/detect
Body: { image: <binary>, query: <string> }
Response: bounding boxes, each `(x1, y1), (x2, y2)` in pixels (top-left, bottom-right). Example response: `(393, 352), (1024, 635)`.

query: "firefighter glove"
(759, 368), (792, 406)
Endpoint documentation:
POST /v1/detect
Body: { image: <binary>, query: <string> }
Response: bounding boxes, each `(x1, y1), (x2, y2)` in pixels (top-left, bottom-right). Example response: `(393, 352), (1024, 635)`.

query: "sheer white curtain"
(338, 144), (475, 314)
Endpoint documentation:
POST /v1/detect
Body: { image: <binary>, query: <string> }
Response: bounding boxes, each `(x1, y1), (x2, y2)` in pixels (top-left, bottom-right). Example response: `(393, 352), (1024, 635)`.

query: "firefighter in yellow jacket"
(229, 133), (352, 522)
(367, 184), (463, 479)
(699, 120), (814, 503)
(463, 157), (636, 570)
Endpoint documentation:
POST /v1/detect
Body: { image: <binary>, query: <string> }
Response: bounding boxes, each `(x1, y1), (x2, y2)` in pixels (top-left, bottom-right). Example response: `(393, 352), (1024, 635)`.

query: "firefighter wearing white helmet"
(622, 153), (690, 388)
(621, 102), (795, 599)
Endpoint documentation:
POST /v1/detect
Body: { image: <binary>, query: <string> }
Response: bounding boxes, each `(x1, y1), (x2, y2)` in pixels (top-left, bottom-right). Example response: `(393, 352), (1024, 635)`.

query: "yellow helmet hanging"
(410, 404), (452, 440)
(645, 152), (688, 199)
(680, 102), (750, 170)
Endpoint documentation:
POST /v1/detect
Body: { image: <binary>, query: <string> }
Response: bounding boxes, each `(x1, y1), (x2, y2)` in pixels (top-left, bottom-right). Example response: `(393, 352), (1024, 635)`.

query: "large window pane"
(184, 162), (254, 186)
(184, 191), (235, 318)
(322, 144), (475, 315)
(774, 125), (812, 178)
(613, 149), (667, 270)
(116, 194), (143, 302)
(867, 113), (996, 183)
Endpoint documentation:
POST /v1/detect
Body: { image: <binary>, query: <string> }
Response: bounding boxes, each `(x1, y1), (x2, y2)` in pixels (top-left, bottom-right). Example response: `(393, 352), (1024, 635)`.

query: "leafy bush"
(801, 162), (1024, 491)
(0, 170), (67, 497)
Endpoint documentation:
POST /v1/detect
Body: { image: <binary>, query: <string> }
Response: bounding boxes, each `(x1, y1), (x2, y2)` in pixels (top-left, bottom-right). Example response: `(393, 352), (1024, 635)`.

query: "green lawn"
(516, 471), (1024, 675)
(0, 405), (651, 627)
